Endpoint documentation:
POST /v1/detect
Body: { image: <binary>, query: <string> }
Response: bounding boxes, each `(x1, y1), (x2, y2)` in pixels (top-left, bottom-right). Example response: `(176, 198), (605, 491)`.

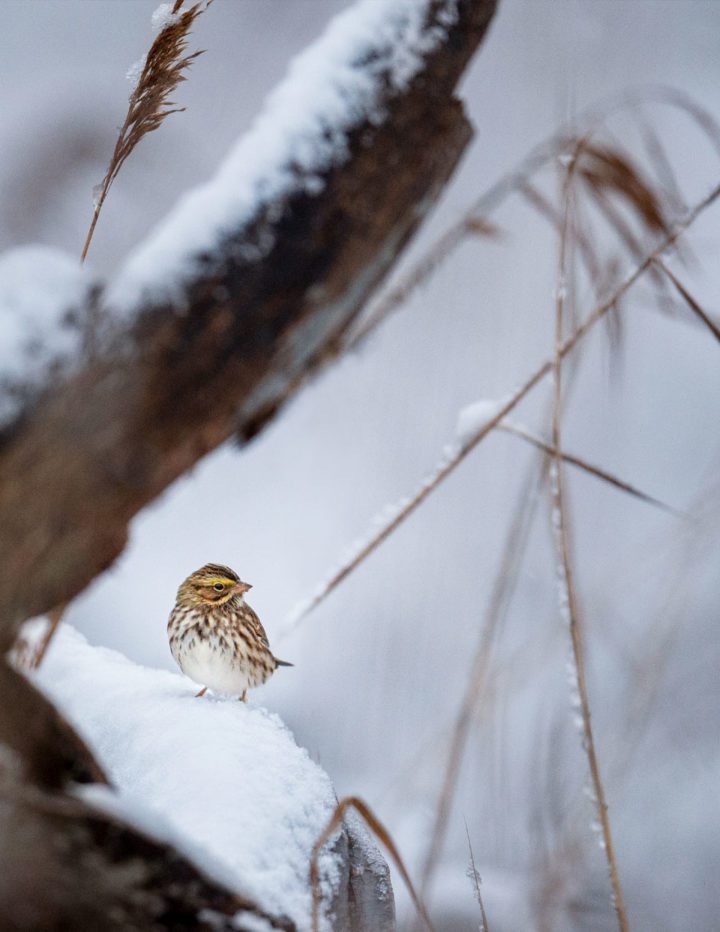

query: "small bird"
(167, 563), (292, 700)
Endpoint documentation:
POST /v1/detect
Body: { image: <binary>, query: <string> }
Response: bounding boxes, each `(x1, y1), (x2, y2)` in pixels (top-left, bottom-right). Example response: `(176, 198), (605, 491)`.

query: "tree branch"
(0, 781), (295, 931)
(0, 0), (497, 642)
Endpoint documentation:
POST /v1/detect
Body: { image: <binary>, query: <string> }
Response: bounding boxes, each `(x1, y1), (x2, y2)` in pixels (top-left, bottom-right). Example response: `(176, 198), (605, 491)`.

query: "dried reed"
(550, 148), (628, 930)
(29, 604), (67, 670)
(25, 1), (212, 672)
(285, 176), (720, 634)
(346, 87), (720, 353)
(498, 422), (680, 515)
(533, 490), (720, 929)
(654, 258), (720, 342)
(415, 407), (675, 905)
(291, 117), (720, 925)
(81, 0), (211, 262)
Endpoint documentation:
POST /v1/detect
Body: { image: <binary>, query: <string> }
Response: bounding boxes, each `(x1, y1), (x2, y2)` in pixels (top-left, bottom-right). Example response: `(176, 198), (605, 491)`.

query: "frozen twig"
(550, 153), (628, 932)
(653, 258), (720, 343)
(498, 421), (681, 515)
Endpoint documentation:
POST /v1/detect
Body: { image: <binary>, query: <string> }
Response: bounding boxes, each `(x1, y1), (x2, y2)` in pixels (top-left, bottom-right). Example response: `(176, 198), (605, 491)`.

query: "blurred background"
(2, 1), (719, 929)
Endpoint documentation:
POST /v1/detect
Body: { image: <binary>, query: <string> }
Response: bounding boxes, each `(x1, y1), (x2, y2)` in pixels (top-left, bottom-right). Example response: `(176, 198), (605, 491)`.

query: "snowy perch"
(0, 649), (287, 930)
(0, 0), (496, 640)
(29, 626), (393, 931)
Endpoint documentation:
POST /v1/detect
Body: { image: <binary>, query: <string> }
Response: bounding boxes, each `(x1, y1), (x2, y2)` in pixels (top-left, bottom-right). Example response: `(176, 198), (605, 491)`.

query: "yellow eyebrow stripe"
(204, 577), (236, 587)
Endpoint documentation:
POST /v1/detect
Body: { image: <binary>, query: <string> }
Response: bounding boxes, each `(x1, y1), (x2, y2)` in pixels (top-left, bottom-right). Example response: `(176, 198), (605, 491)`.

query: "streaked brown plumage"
(167, 563), (292, 700)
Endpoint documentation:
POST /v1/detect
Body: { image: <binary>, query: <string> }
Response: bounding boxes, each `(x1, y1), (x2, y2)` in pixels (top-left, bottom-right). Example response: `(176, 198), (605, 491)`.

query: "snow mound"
(455, 397), (506, 446)
(33, 625), (345, 930)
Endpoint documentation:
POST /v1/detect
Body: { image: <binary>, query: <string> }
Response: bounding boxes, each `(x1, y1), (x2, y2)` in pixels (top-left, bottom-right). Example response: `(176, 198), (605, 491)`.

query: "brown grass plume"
(81, 0), (211, 262)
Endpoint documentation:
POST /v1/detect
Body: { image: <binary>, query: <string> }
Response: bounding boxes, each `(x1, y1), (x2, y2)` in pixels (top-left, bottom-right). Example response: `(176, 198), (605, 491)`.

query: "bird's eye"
(213, 583), (224, 591)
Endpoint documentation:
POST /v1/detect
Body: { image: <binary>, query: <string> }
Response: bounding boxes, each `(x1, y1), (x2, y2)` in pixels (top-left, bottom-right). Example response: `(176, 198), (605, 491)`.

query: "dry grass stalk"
(519, 164), (677, 343)
(465, 823), (490, 932)
(576, 143), (670, 236)
(29, 604), (67, 670)
(309, 795), (433, 932)
(286, 178), (720, 633)
(414, 456), (560, 912)
(534, 495), (719, 926)
(499, 422), (680, 515)
(417, 465), (545, 899)
(550, 153), (628, 931)
(347, 87), (720, 352)
(416, 352), (600, 898)
(653, 258), (720, 343)
(574, 138), (678, 338)
(363, 104), (719, 928)
(81, 0), (211, 262)
(418, 344), (590, 900)
(582, 170), (673, 312)
(638, 116), (685, 213)
(519, 179), (604, 289)
(415, 151), (713, 917)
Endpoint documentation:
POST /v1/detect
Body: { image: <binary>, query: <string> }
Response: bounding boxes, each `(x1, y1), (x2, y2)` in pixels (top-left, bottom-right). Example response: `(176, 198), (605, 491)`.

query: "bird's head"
(177, 563), (252, 608)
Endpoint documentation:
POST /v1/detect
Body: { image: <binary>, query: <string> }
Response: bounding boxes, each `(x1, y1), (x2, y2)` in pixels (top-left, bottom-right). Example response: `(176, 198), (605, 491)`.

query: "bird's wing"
(242, 604), (271, 650)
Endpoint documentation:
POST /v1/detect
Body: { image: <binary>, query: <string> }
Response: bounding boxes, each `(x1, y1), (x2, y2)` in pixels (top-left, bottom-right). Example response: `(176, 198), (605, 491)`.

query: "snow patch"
(0, 247), (96, 428)
(126, 55), (146, 89)
(33, 624), (348, 930)
(151, 2), (181, 32)
(455, 397), (506, 447)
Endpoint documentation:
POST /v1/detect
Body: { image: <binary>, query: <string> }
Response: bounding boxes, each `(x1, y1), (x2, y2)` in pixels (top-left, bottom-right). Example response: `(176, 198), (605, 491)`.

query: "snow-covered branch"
(0, 650), (290, 930)
(28, 626), (394, 931)
(0, 0), (496, 639)
(0, 247), (99, 431)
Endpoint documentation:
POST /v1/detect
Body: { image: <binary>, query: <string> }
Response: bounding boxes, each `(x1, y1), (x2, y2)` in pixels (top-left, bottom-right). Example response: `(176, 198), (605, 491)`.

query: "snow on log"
(109, 0), (490, 312)
(0, 0), (496, 639)
(0, 648), (288, 930)
(0, 247), (98, 431)
(0, 782), (293, 931)
(31, 625), (393, 931)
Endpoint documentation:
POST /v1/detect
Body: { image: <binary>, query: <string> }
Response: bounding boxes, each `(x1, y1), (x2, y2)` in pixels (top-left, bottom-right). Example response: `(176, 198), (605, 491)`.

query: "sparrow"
(167, 563), (292, 700)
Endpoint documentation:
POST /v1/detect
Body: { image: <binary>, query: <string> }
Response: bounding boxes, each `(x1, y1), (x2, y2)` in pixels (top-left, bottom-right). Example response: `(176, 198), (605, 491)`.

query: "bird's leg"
(195, 686), (208, 698)
(239, 690), (247, 703)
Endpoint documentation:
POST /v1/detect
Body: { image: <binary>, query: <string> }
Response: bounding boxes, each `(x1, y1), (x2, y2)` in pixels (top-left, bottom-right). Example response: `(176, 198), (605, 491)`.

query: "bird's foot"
(239, 690), (247, 703)
(195, 686), (208, 698)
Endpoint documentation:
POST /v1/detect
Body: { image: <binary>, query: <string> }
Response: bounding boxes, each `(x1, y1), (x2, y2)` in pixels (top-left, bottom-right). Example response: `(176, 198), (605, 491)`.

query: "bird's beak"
(233, 581), (252, 595)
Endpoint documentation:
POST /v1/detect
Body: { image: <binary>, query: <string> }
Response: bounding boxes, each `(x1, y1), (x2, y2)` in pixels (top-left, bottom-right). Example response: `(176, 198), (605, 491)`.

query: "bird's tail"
(275, 657), (294, 668)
